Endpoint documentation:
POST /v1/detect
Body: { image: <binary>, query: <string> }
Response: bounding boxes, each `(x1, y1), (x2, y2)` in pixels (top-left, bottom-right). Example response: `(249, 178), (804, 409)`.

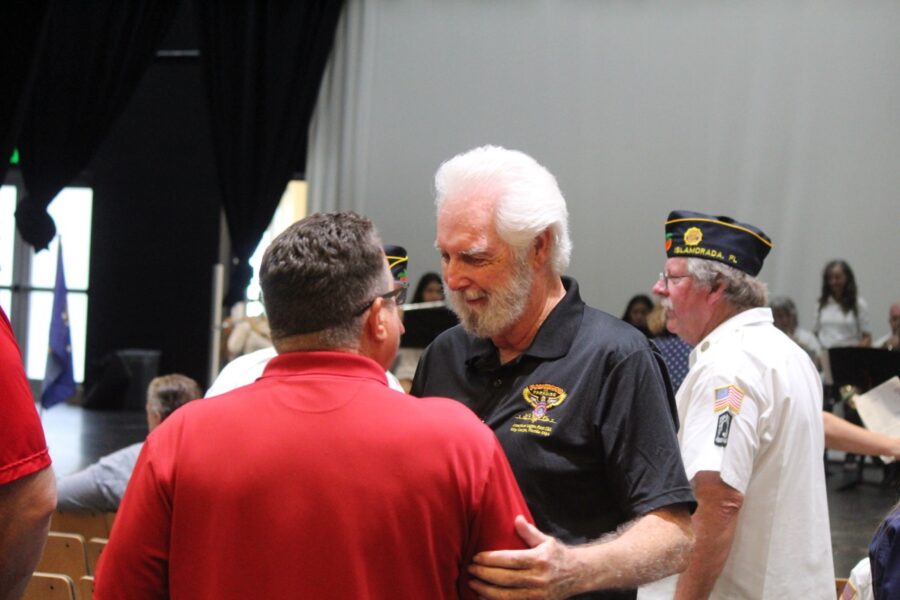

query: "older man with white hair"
(412, 146), (695, 600)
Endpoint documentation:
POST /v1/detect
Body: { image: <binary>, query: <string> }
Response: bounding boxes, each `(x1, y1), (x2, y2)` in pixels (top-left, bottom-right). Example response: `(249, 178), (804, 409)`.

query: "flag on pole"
(41, 240), (76, 409)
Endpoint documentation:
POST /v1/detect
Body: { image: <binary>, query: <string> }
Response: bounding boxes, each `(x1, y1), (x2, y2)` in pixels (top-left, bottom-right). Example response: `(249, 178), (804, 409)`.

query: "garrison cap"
(664, 210), (773, 276)
(383, 245), (409, 283)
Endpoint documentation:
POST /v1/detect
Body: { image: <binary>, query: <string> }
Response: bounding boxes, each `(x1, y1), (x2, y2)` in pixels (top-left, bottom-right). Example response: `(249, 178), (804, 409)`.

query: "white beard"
(445, 257), (532, 339)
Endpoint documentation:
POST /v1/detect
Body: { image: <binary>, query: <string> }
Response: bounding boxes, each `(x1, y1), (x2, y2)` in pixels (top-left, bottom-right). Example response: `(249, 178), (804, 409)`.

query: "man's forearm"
(674, 473), (742, 600)
(0, 467), (57, 600)
(568, 506), (694, 594)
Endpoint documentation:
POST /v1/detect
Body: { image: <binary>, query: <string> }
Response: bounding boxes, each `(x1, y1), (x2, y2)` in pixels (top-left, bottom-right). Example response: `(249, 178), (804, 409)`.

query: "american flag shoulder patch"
(713, 384), (745, 415)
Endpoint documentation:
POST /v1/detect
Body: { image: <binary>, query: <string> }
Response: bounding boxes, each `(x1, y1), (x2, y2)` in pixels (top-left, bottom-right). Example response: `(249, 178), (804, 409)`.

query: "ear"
(706, 279), (727, 305)
(531, 229), (554, 268)
(364, 297), (390, 342)
(146, 406), (162, 431)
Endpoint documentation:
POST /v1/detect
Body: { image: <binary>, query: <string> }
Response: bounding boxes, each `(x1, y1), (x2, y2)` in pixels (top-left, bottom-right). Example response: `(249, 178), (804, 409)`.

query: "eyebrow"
(434, 241), (490, 257)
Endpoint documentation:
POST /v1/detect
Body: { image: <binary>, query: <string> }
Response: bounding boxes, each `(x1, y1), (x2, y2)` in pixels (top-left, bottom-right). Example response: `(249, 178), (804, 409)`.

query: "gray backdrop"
(308, 0), (900, 337)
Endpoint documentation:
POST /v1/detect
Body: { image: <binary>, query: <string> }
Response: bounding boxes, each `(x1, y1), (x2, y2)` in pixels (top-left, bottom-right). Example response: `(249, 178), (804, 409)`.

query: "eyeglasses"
(658, 272), (691, 290)
(354, 281), (409, 316)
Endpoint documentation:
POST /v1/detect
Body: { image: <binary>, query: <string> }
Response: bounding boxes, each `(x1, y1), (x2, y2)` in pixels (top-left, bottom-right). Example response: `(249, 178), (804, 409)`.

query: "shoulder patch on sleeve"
(712, 385), (744, 447)
(714, 412), (732, 447)
(713, 384), (744, 414)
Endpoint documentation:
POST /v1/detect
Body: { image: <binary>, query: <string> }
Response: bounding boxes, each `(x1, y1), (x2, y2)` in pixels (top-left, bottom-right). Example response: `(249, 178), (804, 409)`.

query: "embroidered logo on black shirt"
(510, 384), (567, 437)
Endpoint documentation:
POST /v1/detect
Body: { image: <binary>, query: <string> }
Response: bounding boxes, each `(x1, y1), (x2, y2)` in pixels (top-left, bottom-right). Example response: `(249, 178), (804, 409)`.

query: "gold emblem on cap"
(684, 227), (703, 246)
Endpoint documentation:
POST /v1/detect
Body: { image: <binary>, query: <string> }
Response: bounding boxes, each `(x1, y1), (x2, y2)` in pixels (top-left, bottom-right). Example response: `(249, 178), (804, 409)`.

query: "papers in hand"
(853, 376), (900, 464)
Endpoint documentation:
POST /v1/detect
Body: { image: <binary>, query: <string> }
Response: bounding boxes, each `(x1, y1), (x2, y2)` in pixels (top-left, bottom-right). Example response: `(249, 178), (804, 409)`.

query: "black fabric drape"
(0, 0), (51, 187)
(15, 0), (181, 250)
(194, 0), (345, 306)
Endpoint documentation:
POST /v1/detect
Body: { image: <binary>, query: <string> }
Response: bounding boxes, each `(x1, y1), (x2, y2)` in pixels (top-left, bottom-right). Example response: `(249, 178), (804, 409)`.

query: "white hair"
(686, 258), (768, 309)
(434, 145), (572, 274)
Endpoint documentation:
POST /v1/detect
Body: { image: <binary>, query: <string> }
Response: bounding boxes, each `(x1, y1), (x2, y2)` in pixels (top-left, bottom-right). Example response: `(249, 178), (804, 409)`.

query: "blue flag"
(41, 240), (76, 409)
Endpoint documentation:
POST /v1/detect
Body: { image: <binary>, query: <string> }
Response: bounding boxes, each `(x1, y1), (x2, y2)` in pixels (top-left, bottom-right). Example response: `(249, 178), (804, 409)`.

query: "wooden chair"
(50, 511), (110, 541)
(104, 511), (116, 533)
(79, 576), (95, 600)
(86, 538), (108, 575)
(35, 533), (88, 581)
(21, 572), (76, 600)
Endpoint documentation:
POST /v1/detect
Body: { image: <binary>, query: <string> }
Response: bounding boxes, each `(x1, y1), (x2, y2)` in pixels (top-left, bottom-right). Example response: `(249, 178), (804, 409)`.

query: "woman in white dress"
(815, 259), (872, 349)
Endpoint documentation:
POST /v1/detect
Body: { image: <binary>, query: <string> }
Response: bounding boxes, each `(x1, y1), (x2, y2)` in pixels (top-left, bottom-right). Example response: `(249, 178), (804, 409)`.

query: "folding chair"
(79, 576), (94, 600)
(50, 511), (110, 541)
(35, 532), (88, 581)
(86, 538), (108, 575)
(21, 572), (76, 600)
(104, 512), (116, 533)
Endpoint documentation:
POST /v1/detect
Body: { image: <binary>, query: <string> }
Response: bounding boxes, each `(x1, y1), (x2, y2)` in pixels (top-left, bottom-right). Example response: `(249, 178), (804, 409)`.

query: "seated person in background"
(646, 302), (692, 392)
(94, 212), (531, 600)
(226, 309), (271, 360)
(874, 301), (900, 351)
(621, 293), (654, 336)
(770, 295), (822, 365)
(56, 374), (201, 512)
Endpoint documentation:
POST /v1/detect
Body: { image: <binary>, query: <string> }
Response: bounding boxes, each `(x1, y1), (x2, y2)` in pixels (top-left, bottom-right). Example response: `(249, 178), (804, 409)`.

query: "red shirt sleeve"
(0, 307), (51, 485)
(94, 435), (171, 600)
(459, 435), (534, 599)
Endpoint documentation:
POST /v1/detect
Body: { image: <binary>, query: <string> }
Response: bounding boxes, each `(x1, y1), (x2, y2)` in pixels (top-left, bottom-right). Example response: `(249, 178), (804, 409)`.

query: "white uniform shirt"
(206, 347), (404, 397)
(841, 557), (873, 600)
(640, 308), (834, 600)
(815, 296), (871, 348)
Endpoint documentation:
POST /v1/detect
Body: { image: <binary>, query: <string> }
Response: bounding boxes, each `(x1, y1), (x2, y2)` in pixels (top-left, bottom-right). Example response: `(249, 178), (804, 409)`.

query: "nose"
(442, 259), (468, 291)
(651, 278), (667, 297)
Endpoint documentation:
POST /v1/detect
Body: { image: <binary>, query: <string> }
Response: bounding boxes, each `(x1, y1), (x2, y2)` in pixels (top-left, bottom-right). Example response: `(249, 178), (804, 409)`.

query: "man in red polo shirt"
(95, 212), (531, 600)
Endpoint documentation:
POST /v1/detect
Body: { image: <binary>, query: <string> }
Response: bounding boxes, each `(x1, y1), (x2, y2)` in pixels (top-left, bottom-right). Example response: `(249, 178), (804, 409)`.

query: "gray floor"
(826, 457), (898, 577)
(41, 403), (898, 579)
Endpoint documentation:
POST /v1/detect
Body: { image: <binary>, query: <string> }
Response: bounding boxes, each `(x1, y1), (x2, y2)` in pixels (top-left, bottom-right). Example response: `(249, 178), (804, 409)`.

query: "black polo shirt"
(411, 278), (695, 599)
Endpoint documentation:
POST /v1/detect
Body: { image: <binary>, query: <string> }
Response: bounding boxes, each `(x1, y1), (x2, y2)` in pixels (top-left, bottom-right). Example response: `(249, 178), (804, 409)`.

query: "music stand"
(400, 305), (458, 349)
(829, 347), (900, 393)
(828, 347), (900, 489)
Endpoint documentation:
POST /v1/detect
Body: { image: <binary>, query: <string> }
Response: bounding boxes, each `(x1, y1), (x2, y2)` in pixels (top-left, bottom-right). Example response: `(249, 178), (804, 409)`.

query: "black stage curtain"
(14, 0), (180, 250)
(0, 0), (51, 187)
(194, 0), (345, 305)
